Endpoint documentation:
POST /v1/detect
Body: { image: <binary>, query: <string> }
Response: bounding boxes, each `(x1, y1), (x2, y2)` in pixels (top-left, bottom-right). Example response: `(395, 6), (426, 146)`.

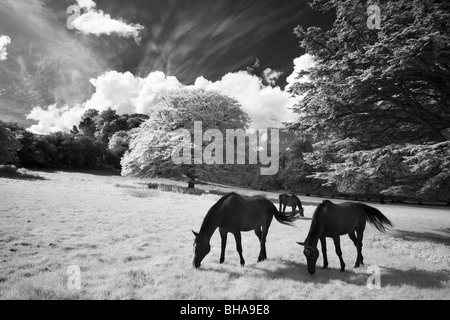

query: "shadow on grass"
(31, 168), (121, 177)
(0, 171), (46, 181)
(257, 259), (450, 289)
(391, 229), (450, 246)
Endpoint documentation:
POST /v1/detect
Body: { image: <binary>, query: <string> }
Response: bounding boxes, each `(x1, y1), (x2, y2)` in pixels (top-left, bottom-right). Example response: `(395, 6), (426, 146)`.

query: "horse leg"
(348, 231), (357, 247)
(320, 237), (328, 270)
(219, 228), (227, 264)
(254, 227), (263, 262)
(355, 229), (364, 267)
(332, 236), (346, 272)
(282, 204), (287, 213)
(348, 231), (359, 268)
(260, 219), (272, 261)
(233, 231), (245, 267)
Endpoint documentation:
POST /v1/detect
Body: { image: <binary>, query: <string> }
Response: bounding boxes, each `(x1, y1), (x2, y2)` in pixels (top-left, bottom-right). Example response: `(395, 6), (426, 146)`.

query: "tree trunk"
(188, 180), (195, 189)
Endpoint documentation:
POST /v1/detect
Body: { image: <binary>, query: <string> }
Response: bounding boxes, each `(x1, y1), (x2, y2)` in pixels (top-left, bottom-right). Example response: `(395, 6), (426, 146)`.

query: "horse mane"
(199, 192), (241, 234)
(307, 200), (331, 242)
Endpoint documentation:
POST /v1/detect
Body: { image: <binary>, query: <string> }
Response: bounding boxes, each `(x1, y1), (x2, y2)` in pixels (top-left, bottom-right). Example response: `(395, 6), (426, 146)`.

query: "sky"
(0, 0), (333, 133)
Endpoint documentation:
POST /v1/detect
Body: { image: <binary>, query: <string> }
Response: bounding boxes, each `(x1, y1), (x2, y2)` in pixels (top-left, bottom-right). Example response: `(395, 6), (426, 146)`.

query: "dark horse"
(297, 200), (392, 275)
(192, 192), (300, 268)
(279, 193), (304, 217)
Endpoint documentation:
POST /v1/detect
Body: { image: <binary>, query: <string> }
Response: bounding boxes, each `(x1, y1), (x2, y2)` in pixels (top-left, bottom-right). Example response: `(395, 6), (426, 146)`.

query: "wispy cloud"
(71, 0), (144, 44)
(135, 0), (309, 82)
(0, 0), (106, 125)
(0, 35), (11, 61)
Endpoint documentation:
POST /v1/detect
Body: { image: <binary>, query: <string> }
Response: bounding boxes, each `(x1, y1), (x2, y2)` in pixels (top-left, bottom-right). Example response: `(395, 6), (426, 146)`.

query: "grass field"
(0, 170), (449, 299)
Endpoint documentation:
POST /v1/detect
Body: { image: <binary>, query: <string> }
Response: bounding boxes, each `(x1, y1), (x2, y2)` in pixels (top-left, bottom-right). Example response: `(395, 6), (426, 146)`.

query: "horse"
(192, 192), (301, 268)
(279, 193), (304, 217)
(297, 200), (392, 275)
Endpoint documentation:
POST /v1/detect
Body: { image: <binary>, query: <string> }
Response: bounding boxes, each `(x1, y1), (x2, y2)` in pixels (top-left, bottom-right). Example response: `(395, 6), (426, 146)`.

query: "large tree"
(121, 88), (251, 185)
(289, 0), (450, 145)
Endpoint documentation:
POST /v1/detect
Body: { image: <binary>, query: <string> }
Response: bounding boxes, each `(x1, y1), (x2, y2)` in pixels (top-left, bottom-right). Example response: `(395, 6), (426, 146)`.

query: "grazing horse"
(297, 200), (392, 275)
(279, 193), (304, 217)
(192, 192), (300, 268)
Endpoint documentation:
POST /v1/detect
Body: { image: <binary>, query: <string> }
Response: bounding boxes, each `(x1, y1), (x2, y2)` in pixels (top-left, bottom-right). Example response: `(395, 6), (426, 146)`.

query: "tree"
(121, 89), (251, 186)
(78, 108), (148, 144)
(289, 0), (450, 145)
(309, 142), (450, 202)
(0, 121), (20, 164)
(78, 109), (99, 137)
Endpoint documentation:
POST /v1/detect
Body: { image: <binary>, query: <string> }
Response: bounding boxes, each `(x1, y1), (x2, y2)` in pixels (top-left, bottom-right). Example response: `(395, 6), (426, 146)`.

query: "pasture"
(0, 170), (449, 300)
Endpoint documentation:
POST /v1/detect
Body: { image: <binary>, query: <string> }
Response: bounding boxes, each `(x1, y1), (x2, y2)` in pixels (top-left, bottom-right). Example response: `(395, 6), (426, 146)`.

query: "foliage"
(121, 88), (252, 183)
(289, 0), (450, 145)
(0, 121), (20, 164)
(77, 108), (148, 144)
(108, 129), (137, 166)
(308, 142), (450, 202)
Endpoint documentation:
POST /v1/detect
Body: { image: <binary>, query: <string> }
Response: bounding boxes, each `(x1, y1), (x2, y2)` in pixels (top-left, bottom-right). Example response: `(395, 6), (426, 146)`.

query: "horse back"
(318, 201), (366, 236)
(220, 195), (272, 232)
(280, 193), (302, 206)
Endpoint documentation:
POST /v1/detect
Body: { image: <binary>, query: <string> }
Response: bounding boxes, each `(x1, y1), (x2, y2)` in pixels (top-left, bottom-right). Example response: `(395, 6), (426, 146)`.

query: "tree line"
(0, 111), (149, 170)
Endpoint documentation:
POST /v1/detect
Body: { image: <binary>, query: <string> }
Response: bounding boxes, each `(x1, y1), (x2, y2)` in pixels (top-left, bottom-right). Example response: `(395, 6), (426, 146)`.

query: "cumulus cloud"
(26, 69), (296, 133)
(26, 71), (182, 134)
(194, 71), (296, 129)
(71, 0), (144, 44)
(76, 0), (96, 10)
(262, 68), (283, 87)
(285, 53), (315, 92)
(0, 35), (11, 61)
(27, 104), (87, 134)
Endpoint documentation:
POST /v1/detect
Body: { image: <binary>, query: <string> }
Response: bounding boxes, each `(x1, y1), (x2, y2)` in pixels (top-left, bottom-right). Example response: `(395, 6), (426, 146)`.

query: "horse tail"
(273, 205), (300, 227)
(360, 203), (393, 233)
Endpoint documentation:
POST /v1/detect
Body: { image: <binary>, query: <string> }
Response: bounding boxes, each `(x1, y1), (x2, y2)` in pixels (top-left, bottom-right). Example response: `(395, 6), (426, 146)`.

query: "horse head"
(298, 206), (305, 217)
(192, 230), (210, 269)
(297, 242), (319, 275)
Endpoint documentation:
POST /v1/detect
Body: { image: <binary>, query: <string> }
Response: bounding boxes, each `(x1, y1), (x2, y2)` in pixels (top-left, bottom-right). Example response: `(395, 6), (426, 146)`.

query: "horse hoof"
(322, 266), (328, 270)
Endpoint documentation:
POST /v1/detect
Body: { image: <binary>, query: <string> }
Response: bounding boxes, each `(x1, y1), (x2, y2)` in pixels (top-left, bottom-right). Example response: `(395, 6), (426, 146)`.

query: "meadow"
(0, 170), (449, 300)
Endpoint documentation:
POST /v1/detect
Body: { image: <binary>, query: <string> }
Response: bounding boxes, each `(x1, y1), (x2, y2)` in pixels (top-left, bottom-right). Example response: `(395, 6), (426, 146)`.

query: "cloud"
(262, 68), (283, 87)
(76, 0), (96, 10)
(0, 0), (106, 127)
(0, 35), (11, 61)
(285, 53), (315, 92)
(194, 71), (296, 129)
(26, 71), (183, 133)
(72, 0), (144, 44)
(26, 69), (296, 133)
(27, 104), (87, 134)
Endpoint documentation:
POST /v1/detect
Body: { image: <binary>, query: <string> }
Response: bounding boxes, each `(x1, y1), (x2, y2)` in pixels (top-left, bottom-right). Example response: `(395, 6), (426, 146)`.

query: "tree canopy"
(121, 88), (252, 183)
(289, 0), (450, 145)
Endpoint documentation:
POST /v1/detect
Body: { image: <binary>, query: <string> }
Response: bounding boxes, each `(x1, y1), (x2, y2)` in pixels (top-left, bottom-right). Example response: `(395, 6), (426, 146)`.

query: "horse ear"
(297, 242), (305, 246)
(192, 230), (199, 237)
